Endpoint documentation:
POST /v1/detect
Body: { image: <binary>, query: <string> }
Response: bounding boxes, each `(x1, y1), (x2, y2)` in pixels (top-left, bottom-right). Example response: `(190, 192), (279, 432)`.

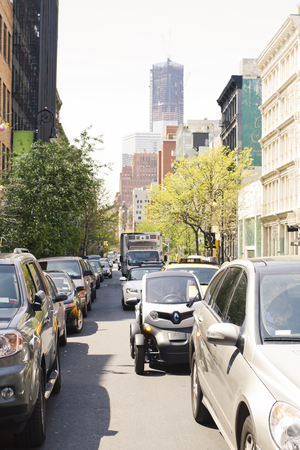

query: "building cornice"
(257, 15), (300, 71)
(260, 160), (295, 183)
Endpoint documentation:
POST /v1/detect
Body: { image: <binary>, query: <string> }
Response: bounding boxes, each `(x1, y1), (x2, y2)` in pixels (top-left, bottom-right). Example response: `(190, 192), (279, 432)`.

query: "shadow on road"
(0, 342), (113, 450)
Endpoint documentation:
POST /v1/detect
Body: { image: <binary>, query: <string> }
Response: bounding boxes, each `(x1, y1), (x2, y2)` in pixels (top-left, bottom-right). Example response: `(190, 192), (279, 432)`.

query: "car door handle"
(195, 315), (203, 325)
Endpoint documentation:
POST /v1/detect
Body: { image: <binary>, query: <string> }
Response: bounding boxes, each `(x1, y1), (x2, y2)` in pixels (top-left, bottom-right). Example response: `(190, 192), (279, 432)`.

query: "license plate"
(168, 332), (187, 341)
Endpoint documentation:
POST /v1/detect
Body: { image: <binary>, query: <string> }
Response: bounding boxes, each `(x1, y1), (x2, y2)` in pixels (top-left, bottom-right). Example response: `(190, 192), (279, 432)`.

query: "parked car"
(38, 256), (92, 318)
(102, 261), (112, 278)
(90, 262), (101, 289)
(100, 257), (113, 268)
(88, 258), (104, 284)
(161, 256), (219, 293)
(120, 263), (164, 310)
(83, 259), (97, 301)
(44, 270), (83, 333)
(44, 272), (67, 346)
(130, 271), (202, 374)
(190, 256), (300, 450)
(0, 248), (65, 447)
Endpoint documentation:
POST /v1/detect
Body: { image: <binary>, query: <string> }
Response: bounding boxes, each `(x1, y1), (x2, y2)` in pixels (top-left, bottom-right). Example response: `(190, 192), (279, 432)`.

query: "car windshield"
(40, 260), (81, 279)
(128, 268), (161, 280)
(0, 265), (21, 314)
(260, 272), (300, 339)
(169, 267), (218, 285)
(146, 275), (201, 304)
(50, 274), (73, 295)
(128, 251), (159, 265)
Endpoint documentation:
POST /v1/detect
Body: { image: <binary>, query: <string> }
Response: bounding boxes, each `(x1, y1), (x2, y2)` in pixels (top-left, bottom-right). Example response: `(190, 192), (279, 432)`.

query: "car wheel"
(191, 353), (210, 423)
(122, 294), (130, 311)
(134, 342), (145, 375)
(109, 273), (112, 278)
(101, 275), (104, 282)
(52, 346), (61, 394)
(82, 300), (88, 318)
(130, 322), (140, 359)
(240, 416), (256, 450)
(14, 370), (46, 447)
(59, 321), (67, 347)
(74, 308), (84, 333)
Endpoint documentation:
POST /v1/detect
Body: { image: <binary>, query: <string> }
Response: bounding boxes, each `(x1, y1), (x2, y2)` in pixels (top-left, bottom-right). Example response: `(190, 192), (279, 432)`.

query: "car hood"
(124, 280), (142, 290)
(252, 344), (300, 407)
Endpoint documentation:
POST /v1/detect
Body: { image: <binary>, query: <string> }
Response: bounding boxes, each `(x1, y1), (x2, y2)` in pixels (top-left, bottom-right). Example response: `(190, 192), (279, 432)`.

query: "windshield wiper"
(264, 336), (300, 341)
(186, 293), (200, 309)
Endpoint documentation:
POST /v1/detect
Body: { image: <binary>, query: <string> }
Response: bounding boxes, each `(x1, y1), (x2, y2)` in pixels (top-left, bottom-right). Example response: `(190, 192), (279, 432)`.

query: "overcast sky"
(57, 0), (298, 200)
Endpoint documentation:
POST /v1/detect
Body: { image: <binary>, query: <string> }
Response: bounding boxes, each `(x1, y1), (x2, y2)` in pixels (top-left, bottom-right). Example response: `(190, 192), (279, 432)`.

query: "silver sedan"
(190, 256), (300, 450)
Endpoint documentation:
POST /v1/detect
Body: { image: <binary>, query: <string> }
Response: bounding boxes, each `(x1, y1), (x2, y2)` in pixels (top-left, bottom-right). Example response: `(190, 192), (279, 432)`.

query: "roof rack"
(14, 248), (29, 254)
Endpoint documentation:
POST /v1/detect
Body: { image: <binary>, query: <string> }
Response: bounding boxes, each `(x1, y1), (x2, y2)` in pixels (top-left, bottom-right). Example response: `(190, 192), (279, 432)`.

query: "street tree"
(0, 130), (112, 258)
(144, 145), (253, 259)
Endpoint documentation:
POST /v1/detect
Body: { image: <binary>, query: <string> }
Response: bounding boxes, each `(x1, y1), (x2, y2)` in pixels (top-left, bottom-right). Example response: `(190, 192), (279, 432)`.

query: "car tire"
(191, 353), (210, 423)
(122, 294), (130, 311)
(82, 300), (88, 318)
(74, 308), (84, 333)
(101, 275), (104, 282)
(240, 416), (256, 450)
(134, 342), (145, 375)
(14, 370), (46, 448)
(52, 346), (61, 394)
(109, 273), (112, 278)
(130, 322), (140, 358)
(59, 321), (67, 347)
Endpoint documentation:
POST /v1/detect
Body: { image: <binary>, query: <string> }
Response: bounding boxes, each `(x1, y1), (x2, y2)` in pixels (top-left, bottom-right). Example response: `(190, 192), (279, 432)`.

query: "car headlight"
(126, 288), (139, 294)
(0, 332), (23, 358)
(65, 300), (76, 309)
(270, 402), (300, 449)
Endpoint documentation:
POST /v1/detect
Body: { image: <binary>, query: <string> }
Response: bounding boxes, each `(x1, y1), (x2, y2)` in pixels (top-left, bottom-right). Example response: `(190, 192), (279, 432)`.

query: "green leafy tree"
(0, 130), (110, 258)
(143, 146), (253, 260)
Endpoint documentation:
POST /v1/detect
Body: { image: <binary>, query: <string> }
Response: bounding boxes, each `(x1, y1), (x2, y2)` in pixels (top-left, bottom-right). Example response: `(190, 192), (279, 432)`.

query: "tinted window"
(213, 267), (243, 320)
(22, 264), (37, 303)
(205, 270), (225, 306)
(40, 260), (81, 279)
(225, 272), (247, 326)
(45, 275), (57, 299)
(28, 262), (44, 292)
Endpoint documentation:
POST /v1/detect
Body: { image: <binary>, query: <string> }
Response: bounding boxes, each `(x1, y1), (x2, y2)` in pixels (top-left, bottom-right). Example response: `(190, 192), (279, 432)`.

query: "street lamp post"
(36, 107), (57, 142)
(213, 189), (224, 264)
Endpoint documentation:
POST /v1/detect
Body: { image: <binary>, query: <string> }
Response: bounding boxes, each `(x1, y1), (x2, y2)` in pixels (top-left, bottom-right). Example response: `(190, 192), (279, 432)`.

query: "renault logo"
(173, 311), (181, 324)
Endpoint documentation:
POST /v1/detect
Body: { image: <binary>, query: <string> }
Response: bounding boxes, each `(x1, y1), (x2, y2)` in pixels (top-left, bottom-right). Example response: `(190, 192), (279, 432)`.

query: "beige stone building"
(257, 14), (300, 255)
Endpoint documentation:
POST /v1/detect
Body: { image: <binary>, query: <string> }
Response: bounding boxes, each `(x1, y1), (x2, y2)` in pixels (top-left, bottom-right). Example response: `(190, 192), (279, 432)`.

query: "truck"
(120, 232), (163, 276)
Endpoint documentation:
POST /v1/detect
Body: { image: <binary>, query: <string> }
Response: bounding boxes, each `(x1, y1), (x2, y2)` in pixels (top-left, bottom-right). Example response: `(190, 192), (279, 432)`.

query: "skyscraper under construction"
(149, 58), (184, 132)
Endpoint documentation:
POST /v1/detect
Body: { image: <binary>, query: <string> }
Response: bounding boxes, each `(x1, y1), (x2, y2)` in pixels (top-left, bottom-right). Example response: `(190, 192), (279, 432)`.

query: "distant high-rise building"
(150, 58), (184, 132)
(122, 132), (163, 167)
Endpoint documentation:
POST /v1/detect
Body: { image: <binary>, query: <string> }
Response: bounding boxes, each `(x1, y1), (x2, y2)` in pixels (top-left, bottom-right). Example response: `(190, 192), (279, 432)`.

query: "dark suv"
(0, 249), (66, 447)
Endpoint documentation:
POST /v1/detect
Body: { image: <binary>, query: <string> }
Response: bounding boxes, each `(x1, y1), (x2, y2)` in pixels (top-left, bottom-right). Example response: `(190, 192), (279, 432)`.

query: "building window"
(3, 23), (6, 61)
(0, 16), (2, 54)
(7, 90), (10, 123)
(2, 84), (5, 120)
(7, 32), (11, 67)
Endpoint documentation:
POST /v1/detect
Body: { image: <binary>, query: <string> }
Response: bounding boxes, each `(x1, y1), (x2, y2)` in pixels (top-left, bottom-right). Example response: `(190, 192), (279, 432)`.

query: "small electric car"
(130, 271), (202, 374)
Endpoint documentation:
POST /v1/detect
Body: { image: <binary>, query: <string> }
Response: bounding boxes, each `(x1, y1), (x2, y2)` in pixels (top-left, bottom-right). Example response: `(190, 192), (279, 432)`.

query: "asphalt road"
(0, 265), (230, 450)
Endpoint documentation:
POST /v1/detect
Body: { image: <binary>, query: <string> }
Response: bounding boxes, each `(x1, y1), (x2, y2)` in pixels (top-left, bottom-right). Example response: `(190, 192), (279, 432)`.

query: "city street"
(0, 265), (229, 450)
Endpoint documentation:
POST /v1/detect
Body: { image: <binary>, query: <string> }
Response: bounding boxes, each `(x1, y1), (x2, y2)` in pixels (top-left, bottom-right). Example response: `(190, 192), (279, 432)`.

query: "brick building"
(0, 0), (12, 178)
(157, 125), (178, 186)
(117, 151), (157, 209)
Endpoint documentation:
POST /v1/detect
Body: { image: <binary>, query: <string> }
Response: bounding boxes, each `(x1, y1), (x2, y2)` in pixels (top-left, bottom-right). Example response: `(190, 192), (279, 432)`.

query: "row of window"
(0, 15), (11, 67)
(262, 130), (295, 176)
(262, 44), (298, 102)
(1, 143), (10, 175)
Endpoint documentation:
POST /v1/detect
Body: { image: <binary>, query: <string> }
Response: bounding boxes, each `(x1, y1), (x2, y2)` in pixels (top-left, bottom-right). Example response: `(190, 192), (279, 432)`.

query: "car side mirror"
(32, 290), (46, 311)
(83, 270), (92, 276)
(206, 323), (240, 346)
(54, 293), (68, 302)
(119, 276), (127, 281)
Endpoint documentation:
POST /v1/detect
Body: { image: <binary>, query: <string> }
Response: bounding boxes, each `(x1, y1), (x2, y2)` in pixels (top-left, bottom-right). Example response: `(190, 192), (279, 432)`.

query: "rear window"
(50, 274), (73, 295)
(0, 265), (21, 314)
(39, 260), (81, 279)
